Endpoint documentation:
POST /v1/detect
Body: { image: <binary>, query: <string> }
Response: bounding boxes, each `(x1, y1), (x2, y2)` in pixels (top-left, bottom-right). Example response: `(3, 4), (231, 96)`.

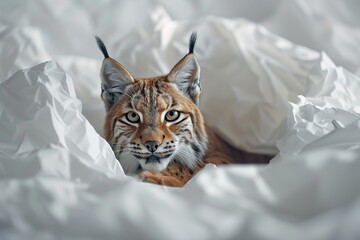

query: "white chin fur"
(139, 158), (171, 172)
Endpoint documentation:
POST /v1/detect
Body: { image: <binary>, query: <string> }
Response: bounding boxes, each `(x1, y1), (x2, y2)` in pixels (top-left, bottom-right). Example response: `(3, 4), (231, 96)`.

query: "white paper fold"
(1, 59), (360, 240)
(0, 62), (124, 180)
(1, 1), (360, 239)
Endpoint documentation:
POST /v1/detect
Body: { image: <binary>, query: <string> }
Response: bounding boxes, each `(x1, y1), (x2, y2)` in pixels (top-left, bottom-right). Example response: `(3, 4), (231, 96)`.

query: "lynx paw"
(137, 171), (184, 187)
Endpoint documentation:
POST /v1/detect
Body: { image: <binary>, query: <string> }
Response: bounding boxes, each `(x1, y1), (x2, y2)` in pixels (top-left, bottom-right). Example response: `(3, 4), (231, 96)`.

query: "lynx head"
(96, 33), (207, 174)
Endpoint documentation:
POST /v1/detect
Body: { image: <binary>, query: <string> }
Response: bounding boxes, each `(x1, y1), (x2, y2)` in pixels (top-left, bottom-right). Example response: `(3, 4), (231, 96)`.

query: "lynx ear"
(167, 32), (201, 105)
(96, 36), (134, 111)
(100, 58), (134, 111)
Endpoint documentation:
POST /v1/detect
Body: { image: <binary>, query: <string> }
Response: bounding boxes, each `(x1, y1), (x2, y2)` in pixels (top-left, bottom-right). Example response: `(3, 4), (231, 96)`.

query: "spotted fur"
(96, 33), (272, 187)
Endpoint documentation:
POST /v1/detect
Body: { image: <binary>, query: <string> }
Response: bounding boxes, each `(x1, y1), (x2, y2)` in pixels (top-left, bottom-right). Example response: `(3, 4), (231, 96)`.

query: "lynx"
(96, 33), (271, 187)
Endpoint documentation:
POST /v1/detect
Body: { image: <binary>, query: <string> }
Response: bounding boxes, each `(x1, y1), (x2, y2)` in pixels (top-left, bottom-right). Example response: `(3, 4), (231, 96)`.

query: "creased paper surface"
(1, 1), (360, 239)
(1, 43), (360, 240)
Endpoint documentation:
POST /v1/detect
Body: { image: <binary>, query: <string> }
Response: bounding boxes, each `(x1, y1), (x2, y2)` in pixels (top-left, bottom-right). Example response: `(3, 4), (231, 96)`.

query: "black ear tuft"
(189, 32), (197, 54)
(95, 36), (110, 58)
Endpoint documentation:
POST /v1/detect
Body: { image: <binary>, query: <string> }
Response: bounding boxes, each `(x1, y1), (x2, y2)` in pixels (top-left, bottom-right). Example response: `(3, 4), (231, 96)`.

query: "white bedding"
(1, 1), (360, 239)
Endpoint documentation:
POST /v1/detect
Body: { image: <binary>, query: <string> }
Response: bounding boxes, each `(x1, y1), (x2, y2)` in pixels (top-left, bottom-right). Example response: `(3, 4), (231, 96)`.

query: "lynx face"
(96, 33), (208, 174)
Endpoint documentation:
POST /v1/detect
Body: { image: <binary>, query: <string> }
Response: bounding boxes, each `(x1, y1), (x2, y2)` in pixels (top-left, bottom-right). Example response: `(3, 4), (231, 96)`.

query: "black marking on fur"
(118, 119), (132, 126)
(133, 154), (143, 159)
(161, 150), (174, 155)
(140, 88), (145, 97)
(162, 154), (172, 159)
(130, 146), (142, 150)
(155, 81), (163, 95)
(191, 143), (201, 155)
(114, 132), (125, 145)
(124, 132), (132, 137)
(179, 128), (192, 137)
(178, 129), (185, 134)
(177, 116), (189, 125)
(189, 32), (197, 54)
(95, 36), (110, 58)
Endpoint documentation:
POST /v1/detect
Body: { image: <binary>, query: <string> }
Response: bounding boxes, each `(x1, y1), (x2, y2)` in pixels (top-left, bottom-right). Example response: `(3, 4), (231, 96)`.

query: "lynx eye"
(165, 110), (180, 122)
(126, 111), (140, 123)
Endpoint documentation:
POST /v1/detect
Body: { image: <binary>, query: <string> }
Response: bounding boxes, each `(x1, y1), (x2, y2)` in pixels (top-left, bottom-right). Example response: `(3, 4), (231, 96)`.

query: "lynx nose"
(145, 141), (160, 153)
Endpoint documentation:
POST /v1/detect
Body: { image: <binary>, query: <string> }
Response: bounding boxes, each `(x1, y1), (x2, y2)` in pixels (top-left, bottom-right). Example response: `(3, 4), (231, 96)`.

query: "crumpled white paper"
(0, 61), (124, 179)
(1, 62), (360, 240)
(2, 1), (360, 239)
(276, 103), (360, 157)
(276, 53), (360, 158)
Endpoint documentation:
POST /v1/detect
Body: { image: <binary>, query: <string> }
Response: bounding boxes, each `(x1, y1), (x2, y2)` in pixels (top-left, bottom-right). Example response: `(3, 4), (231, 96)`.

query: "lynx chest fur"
(96, 33), (269, 187)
